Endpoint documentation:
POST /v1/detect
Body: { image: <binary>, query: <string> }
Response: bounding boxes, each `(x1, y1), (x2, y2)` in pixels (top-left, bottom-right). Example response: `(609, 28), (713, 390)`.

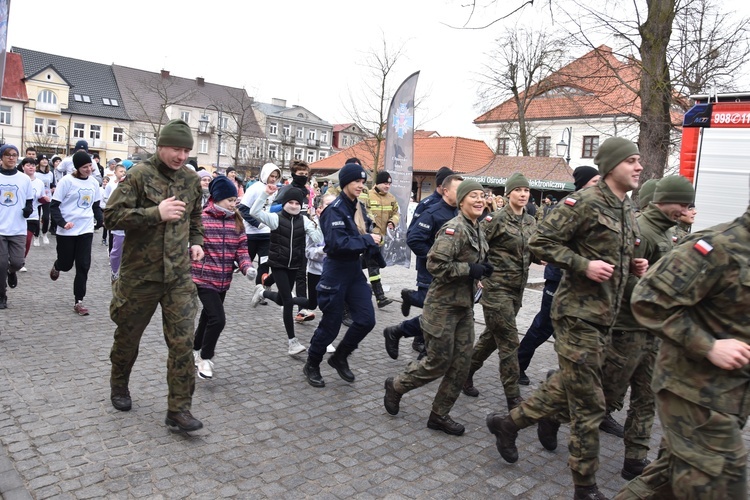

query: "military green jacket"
(614, 204), (677, 331)
(632, 207), (750, 417)
(479, 206), (536, 300)
(674, 221), (691, 242)
(529, 180), (639, 326)
(104, 155), (204, 282)
(425, 213), (489, 308)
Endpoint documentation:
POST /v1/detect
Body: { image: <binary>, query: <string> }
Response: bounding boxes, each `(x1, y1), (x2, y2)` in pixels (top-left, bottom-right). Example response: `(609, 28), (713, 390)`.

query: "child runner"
(19, 158), (48, 271)
(103, 161), (129, 281)
(35, 154), (55, 246)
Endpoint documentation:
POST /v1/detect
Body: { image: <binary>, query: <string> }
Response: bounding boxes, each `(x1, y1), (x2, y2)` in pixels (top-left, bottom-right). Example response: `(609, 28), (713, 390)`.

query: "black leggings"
(264, 267), (310, 339)
(38, 204), (50, 234)
(54, 233), (93, 302)
(306, 272), (320, 310)
(247, 236), (270, 285)
(194, 288), (227, 360)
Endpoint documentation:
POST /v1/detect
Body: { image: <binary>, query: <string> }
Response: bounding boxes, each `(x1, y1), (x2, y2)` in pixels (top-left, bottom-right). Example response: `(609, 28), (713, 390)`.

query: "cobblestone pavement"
(0, 234), (747, 499)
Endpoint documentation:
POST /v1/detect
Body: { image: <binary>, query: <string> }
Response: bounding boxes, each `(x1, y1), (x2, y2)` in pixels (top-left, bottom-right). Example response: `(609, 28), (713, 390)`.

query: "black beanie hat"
(338, 162), (367, 188)
(209, 175), (237, 203)
(376, 171), (392, 185)
(573, 166), (600, 191)
(435, 166), (454, 188)
(157, 119), (194, 149)
(73, 150), (92, 170)
(279, 187), (307, 206)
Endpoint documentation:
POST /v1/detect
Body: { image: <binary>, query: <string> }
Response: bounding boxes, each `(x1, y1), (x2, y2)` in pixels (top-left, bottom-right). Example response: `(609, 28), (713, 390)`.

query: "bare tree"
(476, 27), (566, 156)
(215, 88), (265, 174)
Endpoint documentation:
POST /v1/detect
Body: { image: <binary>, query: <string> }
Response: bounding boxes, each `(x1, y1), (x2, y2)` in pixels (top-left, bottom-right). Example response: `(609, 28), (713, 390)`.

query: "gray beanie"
(652, 176), (695, 204)
(456, 179), (484, 205)
(594, 137), (640, 177)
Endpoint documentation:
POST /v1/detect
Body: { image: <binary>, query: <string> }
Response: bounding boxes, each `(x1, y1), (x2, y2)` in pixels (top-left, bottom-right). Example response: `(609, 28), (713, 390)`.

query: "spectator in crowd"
(34, 154), (54, 246)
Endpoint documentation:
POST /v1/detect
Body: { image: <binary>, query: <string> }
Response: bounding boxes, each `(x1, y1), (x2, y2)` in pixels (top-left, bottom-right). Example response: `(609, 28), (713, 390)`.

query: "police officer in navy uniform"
(303, 162), (382, 388)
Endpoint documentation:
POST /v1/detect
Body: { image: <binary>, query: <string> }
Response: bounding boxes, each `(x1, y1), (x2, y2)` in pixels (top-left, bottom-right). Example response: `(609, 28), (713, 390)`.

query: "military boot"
(372, 280), (393, 308)
(327, 345), (355, 382)
(165, 410), (203, 432)
(507, 396), (524, 411)
(621, 458), (651, 480)
(573, 484), (608, 500)
(383, 326), (403, 360)
(303, 360), (325, 388)
(427, 411), (465, 436)
(110, 386), (132, 412)
(600, 412), (625, 437)
(486, 413), (519, 463)
(384, 377), (402, 415)
(537, 417), (560, 451)
(462, 371), (479, 397)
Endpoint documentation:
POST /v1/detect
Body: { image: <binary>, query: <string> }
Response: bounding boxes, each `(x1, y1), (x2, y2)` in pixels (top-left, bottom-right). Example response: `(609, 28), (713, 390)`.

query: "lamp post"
(556, 126), (572, 165)
(198, 105), (223, 170)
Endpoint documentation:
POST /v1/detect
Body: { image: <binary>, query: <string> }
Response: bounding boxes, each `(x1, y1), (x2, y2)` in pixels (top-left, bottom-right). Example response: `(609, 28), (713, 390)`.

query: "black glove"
(94, 219), (104, 230)
(468, 263), (484, 280)
(22, 199), (33, 219)
(481, 262), (494, 277)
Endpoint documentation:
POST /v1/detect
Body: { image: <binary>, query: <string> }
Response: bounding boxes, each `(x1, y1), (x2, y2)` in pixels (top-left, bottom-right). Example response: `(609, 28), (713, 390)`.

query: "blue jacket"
(406, 198), (457, 288)
(321, 192), (379, 262)
(408, 190), (442, 229)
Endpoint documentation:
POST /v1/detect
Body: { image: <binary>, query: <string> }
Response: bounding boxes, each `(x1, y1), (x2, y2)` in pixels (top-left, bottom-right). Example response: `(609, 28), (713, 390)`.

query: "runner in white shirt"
(0, 144), (33, 309)
(103, 162), (128, 281)
(55, 140), (103, 186)
(35, 154), (55, 245)
(49, 150), (103, 316)
(19, 158), (48, 271)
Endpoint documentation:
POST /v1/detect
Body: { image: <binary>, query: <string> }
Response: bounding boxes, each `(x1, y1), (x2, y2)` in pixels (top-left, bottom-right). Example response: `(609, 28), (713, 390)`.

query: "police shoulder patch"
(564, 198), (577, 206)
(693, 239), (713, 256)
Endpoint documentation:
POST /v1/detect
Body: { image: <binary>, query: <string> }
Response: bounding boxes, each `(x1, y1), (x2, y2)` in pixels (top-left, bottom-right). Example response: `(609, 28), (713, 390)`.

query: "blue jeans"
(400, 287), (428, 339)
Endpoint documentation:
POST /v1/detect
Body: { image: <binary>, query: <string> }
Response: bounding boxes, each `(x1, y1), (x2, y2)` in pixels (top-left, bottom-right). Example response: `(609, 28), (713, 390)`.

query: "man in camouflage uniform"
(105, 119), (205, 432)
(461, 173), (537, 411)
(486, 137), (648, 500)
(601, 176), (695, 481)
(384, 180), (492, 436)
(616, 204), (750, 500)
(365, 170), (399, 307)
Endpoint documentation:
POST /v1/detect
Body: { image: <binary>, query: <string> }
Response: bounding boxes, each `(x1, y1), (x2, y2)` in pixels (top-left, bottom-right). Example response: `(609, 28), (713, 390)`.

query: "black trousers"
(247, 236), (270, 285)
(264, 267), (310, 339)
(194, 288), (227, 360)
(54, 233), (93, 302)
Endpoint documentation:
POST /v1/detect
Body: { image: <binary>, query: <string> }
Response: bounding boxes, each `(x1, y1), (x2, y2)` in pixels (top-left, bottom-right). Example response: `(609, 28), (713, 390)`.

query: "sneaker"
(110, 271), (119, 283)
(7, 272), (17, 289)
(193, 350), (202, 366)
(101, 239), (107, 246)
(19, 267), (27, 273)
(326, 344), (336, 353)
(33, 237), (40, 247)
(250, 284), (265, 307)
(50, 265), (60, 281)
(197, 358), (214, 379)
(42, 234), (50, 245)
(73, 300), (89, 316)
(261, 272), (270, 287)
(295, 309), (316, 322)
(288, 338), (307, 355)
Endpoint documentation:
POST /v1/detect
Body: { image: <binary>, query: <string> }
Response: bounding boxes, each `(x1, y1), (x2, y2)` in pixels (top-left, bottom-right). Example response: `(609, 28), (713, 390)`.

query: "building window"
(282, 124), (291, 136)
(46, 119), (57, 136)
(103, 98), (111, 106)
(254, 146), (262, 159)
(111, 99), (119, 107)
(268, 144), (277, 159)
(535, 136), (551, 157)
(307, 129), (317, 140)
(199, 139), (208, 154)
(269, 122), (278, 135)
(497, 138), (510, 156)
(34, 118), (44, 134)
(37, 90), (57, 105)
(90, 124), (101, 140)
(343, 136), (350, 146)
(181, 111), (190, 123)
(284, 149), (291, 161)
(82, 95), (91, 103)
(74, 94), (82, 102)
(73, 123), (85, 138)
(220, 141), (227, 156)
(220, 116), (229, 130)
(294, 148), (303, 160)
(113, 127), (124, 142)
(138, 132), (155, 148)
(319, 151), (327, 160)
(321, 131), (328, 144)
(296, 127), (304, 139)
(307, 150), (315, 163)
(239, 146), (248, 159)
(0, 105), (10, 125)
(582, 136), (599, 158)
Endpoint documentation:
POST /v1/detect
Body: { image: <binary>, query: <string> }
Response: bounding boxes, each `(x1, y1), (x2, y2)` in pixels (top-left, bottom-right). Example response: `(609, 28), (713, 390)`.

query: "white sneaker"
(19, 267), (27, 273)
(326, 344), (336, 353)
(197, 358), (214, 379)
(250, 284), (265, 308)
(193, 350), (201, 366)
(288, 338), (307, 356)
(33, 237), (40, 247)
(42, 234), (50, 245)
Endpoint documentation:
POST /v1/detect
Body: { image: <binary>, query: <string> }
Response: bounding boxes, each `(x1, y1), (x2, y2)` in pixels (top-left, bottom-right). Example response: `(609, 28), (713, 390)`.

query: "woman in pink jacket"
(191, 176), (256, 380)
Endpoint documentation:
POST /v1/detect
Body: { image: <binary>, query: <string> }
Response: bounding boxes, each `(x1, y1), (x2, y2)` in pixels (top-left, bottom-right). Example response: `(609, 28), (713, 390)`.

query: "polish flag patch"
(445, 228), (455, 235)
(564, 198), (577, 206)
(484, 215), (493, 222)
(693, 239), (713, 256)
(635, 238), (641, 246)
(672, 236), (678, 243)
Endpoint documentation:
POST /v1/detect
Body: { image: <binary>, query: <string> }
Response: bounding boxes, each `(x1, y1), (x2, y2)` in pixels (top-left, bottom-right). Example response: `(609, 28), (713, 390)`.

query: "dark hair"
(442, 174), (464, 189)
(25, 146), (36, 154)
(290, 160), (309, 174)
(345, 157), (362, 166)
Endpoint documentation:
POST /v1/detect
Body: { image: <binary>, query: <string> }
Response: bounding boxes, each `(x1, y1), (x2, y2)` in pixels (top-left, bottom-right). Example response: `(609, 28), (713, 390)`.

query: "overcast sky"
(7, 0), (750, 140)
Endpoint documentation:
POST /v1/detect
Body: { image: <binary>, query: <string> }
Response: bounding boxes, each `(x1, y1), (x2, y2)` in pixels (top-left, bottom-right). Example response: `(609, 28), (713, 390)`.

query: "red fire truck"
(680, 92), (750, 231)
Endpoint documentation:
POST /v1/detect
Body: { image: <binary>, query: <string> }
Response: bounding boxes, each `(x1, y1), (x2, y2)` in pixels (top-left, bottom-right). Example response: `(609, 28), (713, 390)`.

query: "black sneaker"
(7, 271), (17, 289)
(165, 410), (203, 432)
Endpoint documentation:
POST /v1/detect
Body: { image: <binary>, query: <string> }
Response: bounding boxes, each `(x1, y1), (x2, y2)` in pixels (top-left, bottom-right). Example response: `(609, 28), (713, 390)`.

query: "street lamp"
(198, 104), (223, 169)
(556, 126), (572, 165)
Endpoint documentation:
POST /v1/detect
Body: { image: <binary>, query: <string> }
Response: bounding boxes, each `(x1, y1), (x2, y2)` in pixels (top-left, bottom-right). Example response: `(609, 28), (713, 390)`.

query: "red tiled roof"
(414, 130), (440, 138)
(2, 52), (29, 102)
(311, 136), (495, 174)
(474, 45), (642, 123)
(332, 123), (354, 132)
(463, 156), (574, 188)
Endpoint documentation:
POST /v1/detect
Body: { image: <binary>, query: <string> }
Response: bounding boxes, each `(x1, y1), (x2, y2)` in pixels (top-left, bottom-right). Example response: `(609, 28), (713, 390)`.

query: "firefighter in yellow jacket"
(364, 171), (399, 307)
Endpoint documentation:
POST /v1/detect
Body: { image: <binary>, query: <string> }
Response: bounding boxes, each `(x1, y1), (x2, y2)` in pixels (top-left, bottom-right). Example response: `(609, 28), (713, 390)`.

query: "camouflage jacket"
(104, 155), (204, 281)
(529, 180), (639, 326)
(614, 204), (677, 331)
(365, 186), (399, 237)
(479, 206), (536, 301)
(425, 213), (489, 308)
(674, 221), (691, 242)
(632, 207), (750, 417)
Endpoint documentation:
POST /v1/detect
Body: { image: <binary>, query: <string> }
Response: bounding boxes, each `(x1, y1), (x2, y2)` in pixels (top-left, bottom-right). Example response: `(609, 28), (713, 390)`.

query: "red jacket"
(191, 201), (252, 292)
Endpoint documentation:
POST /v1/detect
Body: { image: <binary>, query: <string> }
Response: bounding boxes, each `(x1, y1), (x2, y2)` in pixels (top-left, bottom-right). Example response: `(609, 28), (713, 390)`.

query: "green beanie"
(157, 119), (194, 149)
(504, 172), (530, 195)
(652, 175), (695, 204)
(456, 179), (484, 205)
(638, 179), (659, 210)
(594, 137), (640, 177)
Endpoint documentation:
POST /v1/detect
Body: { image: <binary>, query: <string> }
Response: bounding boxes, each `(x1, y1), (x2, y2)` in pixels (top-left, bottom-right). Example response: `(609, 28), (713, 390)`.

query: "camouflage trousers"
(469, 290), (523, 399)
(602, 329), (658, 459)
(615, 390), (748, 500)
(511, 316), (609, 486)
(394, 303), (474, 416)
(110, 275), (198, 412)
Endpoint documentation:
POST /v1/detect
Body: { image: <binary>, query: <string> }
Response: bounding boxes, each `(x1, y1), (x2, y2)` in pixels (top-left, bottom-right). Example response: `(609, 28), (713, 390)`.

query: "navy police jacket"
(407, 198), (457, 288)
(321, 192), (379, 262)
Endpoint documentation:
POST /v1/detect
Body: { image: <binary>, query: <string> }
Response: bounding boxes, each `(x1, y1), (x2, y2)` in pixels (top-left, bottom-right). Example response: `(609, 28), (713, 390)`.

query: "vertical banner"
(382, 71), (419, 268)
(0, 0), (9, 100)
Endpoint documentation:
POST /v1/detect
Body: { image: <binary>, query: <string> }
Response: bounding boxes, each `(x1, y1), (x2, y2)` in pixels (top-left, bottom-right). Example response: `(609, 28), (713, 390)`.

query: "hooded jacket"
(238, 163), (280, 237)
